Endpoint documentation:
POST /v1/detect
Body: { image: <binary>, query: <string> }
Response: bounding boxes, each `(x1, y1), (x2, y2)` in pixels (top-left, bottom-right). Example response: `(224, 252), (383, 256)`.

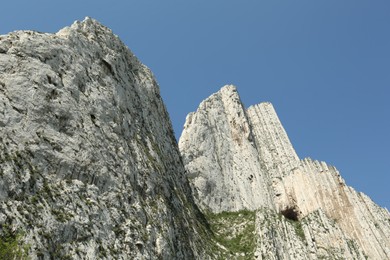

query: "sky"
(1, 1), (389, 209)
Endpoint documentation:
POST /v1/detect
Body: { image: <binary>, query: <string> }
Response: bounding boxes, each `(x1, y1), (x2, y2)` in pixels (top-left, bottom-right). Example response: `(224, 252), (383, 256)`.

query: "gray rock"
(179, 85), (274, 213)
(2, 17), (389, 259)
(0, 17), (209, 259)
(179, 85), (390, 259)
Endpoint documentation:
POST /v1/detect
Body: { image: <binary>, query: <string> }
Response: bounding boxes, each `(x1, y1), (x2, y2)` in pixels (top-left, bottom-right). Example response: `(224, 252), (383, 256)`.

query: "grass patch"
(0, 226), (29, 259)
(293, 221), (305, 240)
(206, 209), (256, 259)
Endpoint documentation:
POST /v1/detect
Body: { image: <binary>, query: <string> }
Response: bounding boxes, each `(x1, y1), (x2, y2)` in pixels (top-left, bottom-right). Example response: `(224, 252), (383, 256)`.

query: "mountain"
(1, 18), (389, 259)
(0, 17), (210, 259)
(179, 85), (390, 259)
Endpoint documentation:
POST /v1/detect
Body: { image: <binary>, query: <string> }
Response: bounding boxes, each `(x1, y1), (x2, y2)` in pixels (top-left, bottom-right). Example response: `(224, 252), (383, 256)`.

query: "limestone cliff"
(179, 85), (390, 259)
(1, 18), (389, 260)
(179, 86), (273, 213)
(0, 18), (209, 259)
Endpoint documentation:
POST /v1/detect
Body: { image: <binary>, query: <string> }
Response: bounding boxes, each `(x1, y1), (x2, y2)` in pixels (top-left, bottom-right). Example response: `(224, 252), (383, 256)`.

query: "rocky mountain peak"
(58, 17), (105, 33)
(179, 86), (390, 259)
(0, 18), (209, 259)
(56, 17), (128, 57)
(1, 18), (389, 259)
(179, 85), (274, 213)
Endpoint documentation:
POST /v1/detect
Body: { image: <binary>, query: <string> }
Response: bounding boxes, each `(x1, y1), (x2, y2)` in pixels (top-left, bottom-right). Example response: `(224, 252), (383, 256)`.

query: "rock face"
(1, 18), (389, 260)
(179, 86), (273, 213)
(0, 18), (209, 259)
(179, 85), (390, 259)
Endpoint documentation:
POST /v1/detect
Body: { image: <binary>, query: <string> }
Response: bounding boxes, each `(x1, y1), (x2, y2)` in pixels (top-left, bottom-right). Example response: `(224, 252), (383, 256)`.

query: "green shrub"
(206, 209), (256, 259)
(0, 227), (29, 259)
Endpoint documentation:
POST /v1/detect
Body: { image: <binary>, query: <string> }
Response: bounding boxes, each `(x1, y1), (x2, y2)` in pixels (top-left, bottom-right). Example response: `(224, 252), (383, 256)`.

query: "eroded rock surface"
(179, 85), (390, 259)
(0, 18), (209, 259)
(179, 86), (273, 213)
(1, 18), (389, 260)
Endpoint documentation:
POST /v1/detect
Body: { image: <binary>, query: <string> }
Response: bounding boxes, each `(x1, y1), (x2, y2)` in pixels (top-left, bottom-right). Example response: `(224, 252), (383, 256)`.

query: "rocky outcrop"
(179, 86), (274, 213)
(0, 18), (209, 259)
(179, 85), (390, 259)
(1, 18), (389, 260)
(255, 208), (368, 259)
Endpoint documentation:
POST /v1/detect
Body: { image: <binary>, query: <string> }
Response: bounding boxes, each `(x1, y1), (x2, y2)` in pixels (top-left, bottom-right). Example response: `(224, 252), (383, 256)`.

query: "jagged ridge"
(1, 18), (389, 260)
(179, 85), (390, 259)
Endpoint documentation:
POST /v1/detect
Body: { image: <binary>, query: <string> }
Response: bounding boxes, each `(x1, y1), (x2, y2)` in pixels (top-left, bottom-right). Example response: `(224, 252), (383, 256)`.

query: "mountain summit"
(0, 18), (389, 259)
(0, 17), (209, 259)
(179, 85), (390, 259)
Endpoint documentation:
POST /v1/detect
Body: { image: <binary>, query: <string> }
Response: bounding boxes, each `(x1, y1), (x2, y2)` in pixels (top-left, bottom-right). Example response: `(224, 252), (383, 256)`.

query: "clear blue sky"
(2, 1), (389, 209)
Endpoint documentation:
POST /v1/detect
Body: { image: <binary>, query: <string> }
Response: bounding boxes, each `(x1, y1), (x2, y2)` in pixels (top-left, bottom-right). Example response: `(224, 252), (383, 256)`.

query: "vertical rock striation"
(0, 18), (209, 259)
(247, 102), (300, 179)
(179, 85), (390, 259)
(179, 85), (273, 213)
(1, 18), (389, 259)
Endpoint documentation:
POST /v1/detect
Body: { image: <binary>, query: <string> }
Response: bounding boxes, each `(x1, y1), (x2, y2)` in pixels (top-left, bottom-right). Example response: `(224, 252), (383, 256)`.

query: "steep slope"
(2, 18), (389, 260)
(0, 18), (209, 259)
(179, 85), (390, 259)
(179, 86), (273, 213)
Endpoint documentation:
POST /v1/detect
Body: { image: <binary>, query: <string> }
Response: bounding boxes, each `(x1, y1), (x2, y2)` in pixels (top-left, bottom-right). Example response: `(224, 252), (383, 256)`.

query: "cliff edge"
(179, 85), (390, 259)
(0, 18), (209, 259)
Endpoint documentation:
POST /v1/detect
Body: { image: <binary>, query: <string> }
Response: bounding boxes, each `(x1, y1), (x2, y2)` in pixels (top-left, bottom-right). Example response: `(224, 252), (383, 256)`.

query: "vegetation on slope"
(206, 209), (256, 259)
(0, 225), (29, 260)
